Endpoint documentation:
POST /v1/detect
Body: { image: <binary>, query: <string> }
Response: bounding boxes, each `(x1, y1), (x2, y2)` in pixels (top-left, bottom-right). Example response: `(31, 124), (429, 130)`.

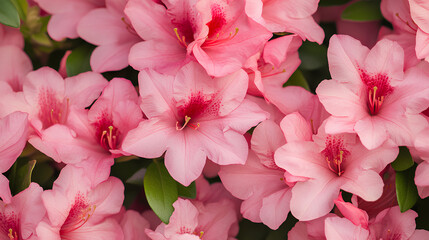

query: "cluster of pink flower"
(1, 0), (429, 239)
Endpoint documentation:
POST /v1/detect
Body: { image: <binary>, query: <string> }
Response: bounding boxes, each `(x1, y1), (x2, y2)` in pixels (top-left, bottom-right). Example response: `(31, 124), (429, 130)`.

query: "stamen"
(199, 231), (204, 239)
(174, 28), (188, 47)
(310, 119), (315, 134)
(176, 116), (192, 130)
(8, 229), (17, 240)
(204, 28), (239, 47)
(395, 13), (417, 32)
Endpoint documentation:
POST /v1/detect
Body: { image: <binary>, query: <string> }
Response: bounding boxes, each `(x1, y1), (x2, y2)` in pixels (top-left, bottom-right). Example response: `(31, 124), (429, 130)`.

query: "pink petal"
(409, 0), (429, 33)
(90, 43), (136, 73)
(279, 112), (312, 142)
(120, 210), (150, 240)
(129, 40), (187, 74)
(316, 79), (367, 120)
(64, 71), (108, 109)
(0, 46), (32, 91)
(341, 169), (384, 202)
(88, 177), (124, 219)
(259, 189), (291, 230)
(290, 178), (342, 221)
(68, 218), (124, 240)
(280, 17), (325, 44)
(165, 199), (198, 235)
(327, 35), (369, 84)
(415, 161), (429, 198)
(251, 120), (286, 166)
(0, 111), (28, 172)
(198, 200), (237, 240)
(325, 217), (369, 240)
(410, 230), (429, 240)
(0, 174), (11, 203)
(364, 39), (404, 85)
(262, 35), (300, 69)
(164, 131), (207, 186)
(354, 116), (389, 150)
(415, 29), (429, 61)
(334, 193), (369, 229)
(36, 221), (61, 240)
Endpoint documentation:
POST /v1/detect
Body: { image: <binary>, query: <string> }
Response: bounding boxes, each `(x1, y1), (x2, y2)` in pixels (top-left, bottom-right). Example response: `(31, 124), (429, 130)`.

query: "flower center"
(322, 135), (350, 176)
(360, 71), (393, 115)
(60, 193), (96, 237)
(94, 115), (120, 151)
(0, 212), (19, 240)
(38, 88), (69, 129)
(176, 91), (220, 131)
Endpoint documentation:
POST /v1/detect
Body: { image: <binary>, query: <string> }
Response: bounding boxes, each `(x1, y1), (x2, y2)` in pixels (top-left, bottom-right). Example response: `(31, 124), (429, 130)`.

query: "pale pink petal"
(251, 120), (286, 167)
(64, 71), (108, 109)
(198, 200), (237, 240)
(164, 132), (206, 186)
(275, 141), (332, 179)
(364, 39), (404, 85)
(259, 189), (291, 230)
(41, 190), (70, 227)
(124, 0), (175, 40)
(316, 79), (367, 120)
(36, 221), (61, 240)
(262, 35), (299, 69)
(327, 35), (369, 84)
(0, 175), (11, 203)
(121, 119), (176, 159)
(325, 217), (369, 240)
(0, 111), (28, 172)
(324, 116), (356, 134)
(88, 177), (124, 219)
(138, 69), (176, 119)
(279, 112), (312, 142)
(415, 161), (429, 198)
(341, 169), (384, 202)
(409, 0), (429, 33)
(90, 43), (136, 73)
(354, 116), (389, 150)
(266, 86), (314, 117)
(220, 99), (269, 134)
(415, 29), (429, 61)
(66, 218), (124, 240)
(290, 178), (342, 221)
(279, 17), (324, 44)
(120, 210), (150, 240)
(0, 46), (32, 91)
(129, 40), (187, 74)
(410, 229), (429, 239)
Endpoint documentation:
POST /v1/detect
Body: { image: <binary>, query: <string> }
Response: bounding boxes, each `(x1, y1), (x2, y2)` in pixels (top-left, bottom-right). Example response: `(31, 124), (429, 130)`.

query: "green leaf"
(391, 146), (414, 172)
(284, 69), (310, 91)
(10, 0), (28, 21)
(66, 43), (95, 77)
(319, 0), (352, 6)
(144, 160), (178, 223)
(9, 159), (36, 195)
(341, 0), (382, 22)
(396, 165), (419, 212)
(298, 41), (328, 71)
(177, 181), (196, 199)
(0, 0), (20, 28)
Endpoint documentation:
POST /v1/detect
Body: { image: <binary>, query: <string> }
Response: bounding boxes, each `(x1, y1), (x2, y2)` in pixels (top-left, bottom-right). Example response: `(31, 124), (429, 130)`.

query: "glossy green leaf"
(391, 146), (414, 172)
(396, 165), (419, 212)
(144, 161), (178, 223)
(66, 43), (94, 77)
(9, 159), (36, 195)
(0, 0), (20, 28)
(341, 0), (382, 22)
(319, 0), (352, 6)
(177, 181), (196, 199)
(10, 0), (28, 20)
(284, 69), (310, 91)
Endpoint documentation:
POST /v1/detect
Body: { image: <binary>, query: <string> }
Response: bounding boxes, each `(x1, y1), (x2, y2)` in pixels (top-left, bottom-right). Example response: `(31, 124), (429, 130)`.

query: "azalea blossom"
(36, 165), (125, 240)
(317, 35), (429, 150)
(274, 116), (398, 221)
(146, 198), (237, 240)
(122, 62), (268, 186)
(125, 0), (272, 77)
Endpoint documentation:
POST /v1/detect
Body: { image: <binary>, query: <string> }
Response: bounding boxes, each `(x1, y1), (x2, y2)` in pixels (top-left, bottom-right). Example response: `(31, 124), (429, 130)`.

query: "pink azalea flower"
(1, 67), (107, 163)
(316, 35), (429, 150)
(125, 0), (272, 77)
(36, 165), (125, 240)
(245, 0), (324, 44)
(274, 117), (398, 221)
(0, 46), (33, 92)
(0, 111), (28, 203)
(219, 120), (291, 230)
(146, 198), (237, 240)
(77, 0), (142, 72)
(0, 183), (46, 240)
(34, 0), (105, 40)
(116, 209), (151, 240)
(122, 62), (268, 186)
